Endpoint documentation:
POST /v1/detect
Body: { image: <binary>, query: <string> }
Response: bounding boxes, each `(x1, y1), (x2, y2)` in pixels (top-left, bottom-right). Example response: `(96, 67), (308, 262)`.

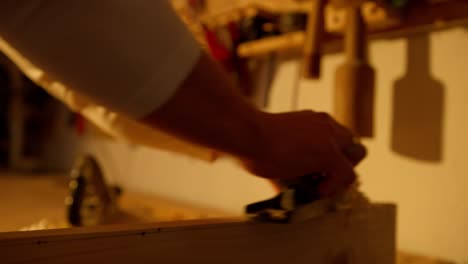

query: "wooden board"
(398, 251), (455, 264)
(0, 204), (396, 264)
(237, 1), (468, 58)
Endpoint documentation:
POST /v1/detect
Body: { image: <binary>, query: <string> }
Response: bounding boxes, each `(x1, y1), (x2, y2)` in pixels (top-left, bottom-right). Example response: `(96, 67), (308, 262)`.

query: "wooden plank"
(238, 31), (306, 59)
(1, 204), (396, 264)
(398, 251), (455, 264)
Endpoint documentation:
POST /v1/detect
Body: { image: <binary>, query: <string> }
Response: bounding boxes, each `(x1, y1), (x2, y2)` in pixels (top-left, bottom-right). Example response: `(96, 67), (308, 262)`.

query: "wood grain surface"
(1, 204), (396, 264)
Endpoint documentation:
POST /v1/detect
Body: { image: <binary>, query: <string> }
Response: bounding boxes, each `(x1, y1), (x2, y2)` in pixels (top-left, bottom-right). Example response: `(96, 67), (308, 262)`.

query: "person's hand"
(241, 110), (366, 197)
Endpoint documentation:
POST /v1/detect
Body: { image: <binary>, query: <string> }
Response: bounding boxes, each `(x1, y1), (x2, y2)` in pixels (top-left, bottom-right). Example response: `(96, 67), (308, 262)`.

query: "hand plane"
(66, 155), (122, 226)
(246, 141), (368, 223)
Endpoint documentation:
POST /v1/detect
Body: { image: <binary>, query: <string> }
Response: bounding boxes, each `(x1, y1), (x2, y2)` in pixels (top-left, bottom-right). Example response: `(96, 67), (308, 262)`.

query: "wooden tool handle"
(334, 6), (375, 137)
(302, 0), (326, 78)
(346, 6), (367, 62)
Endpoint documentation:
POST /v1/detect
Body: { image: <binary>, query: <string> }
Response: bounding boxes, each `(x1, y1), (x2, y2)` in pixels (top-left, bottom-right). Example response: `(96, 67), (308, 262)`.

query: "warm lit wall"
(297, 28), (468, 262)
(82, 27), (468, 262)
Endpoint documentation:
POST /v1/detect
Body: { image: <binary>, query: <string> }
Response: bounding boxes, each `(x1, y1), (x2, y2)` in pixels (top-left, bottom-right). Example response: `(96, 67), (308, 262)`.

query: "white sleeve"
(0, 0), (201, 118)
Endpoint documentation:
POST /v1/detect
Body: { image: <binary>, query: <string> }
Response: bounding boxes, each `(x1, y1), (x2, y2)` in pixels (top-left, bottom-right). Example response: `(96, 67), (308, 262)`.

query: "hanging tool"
(334, 5), (375, 137)
(302, 0), (326, 79)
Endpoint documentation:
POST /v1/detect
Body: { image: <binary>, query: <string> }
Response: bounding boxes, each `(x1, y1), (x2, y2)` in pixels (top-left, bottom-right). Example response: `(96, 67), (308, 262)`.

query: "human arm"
(143, 52), (362, 196)
(0, 0), (363, 196)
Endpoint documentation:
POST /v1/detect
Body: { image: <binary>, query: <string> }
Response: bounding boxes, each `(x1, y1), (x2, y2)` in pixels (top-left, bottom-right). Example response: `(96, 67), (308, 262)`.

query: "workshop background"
(0, 0), (467, 263)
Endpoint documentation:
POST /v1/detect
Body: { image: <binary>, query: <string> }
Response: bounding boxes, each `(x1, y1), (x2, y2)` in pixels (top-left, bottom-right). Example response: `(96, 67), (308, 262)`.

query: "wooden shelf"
(237, 0), (468, 58)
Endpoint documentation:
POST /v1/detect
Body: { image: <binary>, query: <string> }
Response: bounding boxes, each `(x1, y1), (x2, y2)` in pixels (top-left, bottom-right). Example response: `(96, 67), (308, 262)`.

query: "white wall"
(83, 27), (468, 262)
(297, 28), (468, 262)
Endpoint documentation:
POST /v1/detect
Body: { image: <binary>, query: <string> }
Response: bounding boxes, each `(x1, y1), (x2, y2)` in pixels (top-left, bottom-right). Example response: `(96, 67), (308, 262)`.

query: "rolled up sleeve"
(0, 0), (201, 118)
